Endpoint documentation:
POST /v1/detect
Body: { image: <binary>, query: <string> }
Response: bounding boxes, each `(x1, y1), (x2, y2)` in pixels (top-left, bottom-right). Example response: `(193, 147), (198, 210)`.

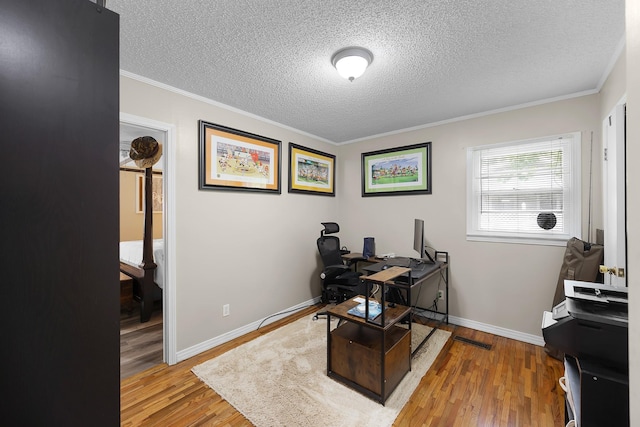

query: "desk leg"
(445, 266), (449, 324)
(408, 275), (442, 357)
(380, 329), (386, 405)
(326, 312), (332, 376)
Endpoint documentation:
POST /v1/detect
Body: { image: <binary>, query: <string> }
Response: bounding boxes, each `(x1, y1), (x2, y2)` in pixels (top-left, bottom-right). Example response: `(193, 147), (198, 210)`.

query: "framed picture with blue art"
(288, 143), (335, 196)
(361, 142), (432, 196)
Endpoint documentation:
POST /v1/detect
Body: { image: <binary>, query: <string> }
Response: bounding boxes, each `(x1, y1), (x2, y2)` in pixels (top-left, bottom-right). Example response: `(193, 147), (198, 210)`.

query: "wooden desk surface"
(363, 259), (447, 287)
(341, 252), (384, 263)
(327, 296), (411, 330)
(360, 266), (411, 283)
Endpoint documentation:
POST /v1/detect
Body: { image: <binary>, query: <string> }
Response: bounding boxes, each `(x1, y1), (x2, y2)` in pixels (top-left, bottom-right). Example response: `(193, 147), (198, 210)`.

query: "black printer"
(544, 280), (628, 369)
(542, 280), (628, 427)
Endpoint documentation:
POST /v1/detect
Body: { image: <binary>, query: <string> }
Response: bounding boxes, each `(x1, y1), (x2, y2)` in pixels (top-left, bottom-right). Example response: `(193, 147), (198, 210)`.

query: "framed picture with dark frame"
(361, 142), (432, 196)
(288, 143), (335, 196)
(199, 120), (281, 193)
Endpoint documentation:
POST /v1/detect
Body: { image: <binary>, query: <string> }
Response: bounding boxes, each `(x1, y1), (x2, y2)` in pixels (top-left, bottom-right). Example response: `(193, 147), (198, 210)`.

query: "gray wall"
(337, 94), (601, 341)
(121, 69), (618, 353)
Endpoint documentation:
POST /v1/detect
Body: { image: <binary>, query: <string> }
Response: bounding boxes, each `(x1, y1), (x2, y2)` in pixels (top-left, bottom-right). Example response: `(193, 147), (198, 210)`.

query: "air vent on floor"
(453, 335), (492, 350)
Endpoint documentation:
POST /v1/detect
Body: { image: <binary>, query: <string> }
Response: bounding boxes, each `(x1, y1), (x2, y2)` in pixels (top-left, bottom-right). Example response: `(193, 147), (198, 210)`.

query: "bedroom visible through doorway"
(119, 115), (174, 376)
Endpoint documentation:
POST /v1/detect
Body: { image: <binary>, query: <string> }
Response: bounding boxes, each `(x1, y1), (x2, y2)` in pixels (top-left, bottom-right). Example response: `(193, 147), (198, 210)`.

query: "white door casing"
(120, 112), (177, 365)
(602, 102), (627, 287)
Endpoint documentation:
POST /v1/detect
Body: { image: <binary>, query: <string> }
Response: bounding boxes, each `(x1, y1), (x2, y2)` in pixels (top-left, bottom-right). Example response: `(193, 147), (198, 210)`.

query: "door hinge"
(604, 148), (608, 161)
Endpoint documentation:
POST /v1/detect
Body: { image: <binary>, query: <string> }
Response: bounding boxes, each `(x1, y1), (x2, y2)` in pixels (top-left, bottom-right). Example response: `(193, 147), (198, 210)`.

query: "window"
(467, 132), (581, 245)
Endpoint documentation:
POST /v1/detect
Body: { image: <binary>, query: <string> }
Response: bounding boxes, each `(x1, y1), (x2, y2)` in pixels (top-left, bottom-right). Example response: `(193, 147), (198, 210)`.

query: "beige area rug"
(192, 315), (451, 427)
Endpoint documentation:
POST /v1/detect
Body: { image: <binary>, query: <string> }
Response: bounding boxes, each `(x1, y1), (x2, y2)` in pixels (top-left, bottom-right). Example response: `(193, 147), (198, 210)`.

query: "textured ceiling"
(108, 0), (625, 144)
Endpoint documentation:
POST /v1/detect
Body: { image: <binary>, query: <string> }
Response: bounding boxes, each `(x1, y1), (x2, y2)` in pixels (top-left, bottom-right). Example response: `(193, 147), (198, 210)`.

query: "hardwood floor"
(121, 305), (163, 380)
(121, 305), (565, 426)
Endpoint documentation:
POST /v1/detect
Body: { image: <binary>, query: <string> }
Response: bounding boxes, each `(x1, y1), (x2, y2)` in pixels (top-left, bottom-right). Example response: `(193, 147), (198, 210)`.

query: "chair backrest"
(317, 235), (344, 267)
(321, 222), (340, 235)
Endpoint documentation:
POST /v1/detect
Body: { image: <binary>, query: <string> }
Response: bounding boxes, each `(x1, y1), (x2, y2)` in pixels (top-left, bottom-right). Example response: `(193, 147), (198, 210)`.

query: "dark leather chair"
(316, 222), (366, 305)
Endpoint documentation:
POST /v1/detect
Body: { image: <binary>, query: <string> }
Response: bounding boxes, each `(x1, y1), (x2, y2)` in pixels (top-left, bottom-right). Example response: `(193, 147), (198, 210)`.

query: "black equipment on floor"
(542, 280), (628, 427)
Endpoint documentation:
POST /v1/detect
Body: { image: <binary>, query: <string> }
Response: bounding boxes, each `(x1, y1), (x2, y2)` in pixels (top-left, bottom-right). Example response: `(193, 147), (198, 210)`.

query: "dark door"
(0, 0), (120, 424)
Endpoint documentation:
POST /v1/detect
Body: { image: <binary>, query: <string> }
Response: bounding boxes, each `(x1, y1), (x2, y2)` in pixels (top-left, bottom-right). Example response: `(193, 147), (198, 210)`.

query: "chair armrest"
(321, 264), (350, 280)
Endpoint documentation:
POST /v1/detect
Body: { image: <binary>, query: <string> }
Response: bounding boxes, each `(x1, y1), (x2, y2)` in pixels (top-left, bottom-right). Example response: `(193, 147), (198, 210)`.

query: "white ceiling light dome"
(331, 47), (373, 82)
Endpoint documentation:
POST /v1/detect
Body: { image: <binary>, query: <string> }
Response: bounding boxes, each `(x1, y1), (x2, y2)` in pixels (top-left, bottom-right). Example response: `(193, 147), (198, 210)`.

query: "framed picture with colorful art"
(361, 142), (432, 196)
(288, 143), (335, 196)
(198, 120), (281, 193)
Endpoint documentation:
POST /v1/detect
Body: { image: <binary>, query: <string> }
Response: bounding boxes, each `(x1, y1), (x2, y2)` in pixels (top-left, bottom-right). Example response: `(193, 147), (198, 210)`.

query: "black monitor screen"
(413, 218), (424, 257)
(413, 218), (435, 263)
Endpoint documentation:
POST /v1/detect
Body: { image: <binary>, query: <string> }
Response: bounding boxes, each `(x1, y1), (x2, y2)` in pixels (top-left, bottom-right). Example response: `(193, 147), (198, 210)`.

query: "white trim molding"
(177, 297), (321, 362)
(448, 315), (545, 347)
(177, 296), (545, 364)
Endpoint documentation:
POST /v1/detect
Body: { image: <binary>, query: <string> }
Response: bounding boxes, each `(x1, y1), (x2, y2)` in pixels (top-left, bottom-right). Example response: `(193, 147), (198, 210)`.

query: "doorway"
(119, 113), (177, 375)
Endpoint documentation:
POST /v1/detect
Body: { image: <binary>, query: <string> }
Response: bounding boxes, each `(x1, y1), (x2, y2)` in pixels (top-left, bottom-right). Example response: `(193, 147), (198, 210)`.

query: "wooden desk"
(341, 252), (366, 262)
(341, 252), (386, 273)
(362, 252), (449, 356)
(327, 266), (413, 404)
(341, 253), (383, 261)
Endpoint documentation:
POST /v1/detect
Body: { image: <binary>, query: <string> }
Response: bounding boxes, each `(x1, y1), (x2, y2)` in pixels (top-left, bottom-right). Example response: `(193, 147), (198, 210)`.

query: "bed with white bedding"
(119, 238), (164, 322)
(119, 239), (164, 289)
(120, 163), (163, 323)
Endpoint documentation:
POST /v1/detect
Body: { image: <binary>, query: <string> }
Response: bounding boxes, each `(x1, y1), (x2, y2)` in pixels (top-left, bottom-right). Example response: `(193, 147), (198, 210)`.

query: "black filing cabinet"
(563, 355), (629, 427)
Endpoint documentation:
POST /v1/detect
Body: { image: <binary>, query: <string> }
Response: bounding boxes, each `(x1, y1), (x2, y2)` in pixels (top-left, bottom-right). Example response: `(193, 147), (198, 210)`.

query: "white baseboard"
(447, 314), (545, 347)
(178, 299), (545, 362)
(177, 297), (321, 362)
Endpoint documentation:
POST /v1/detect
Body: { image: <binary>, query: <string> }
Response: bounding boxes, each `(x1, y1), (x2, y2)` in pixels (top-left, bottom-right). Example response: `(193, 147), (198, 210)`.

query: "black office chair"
(316, 222), (367, 305)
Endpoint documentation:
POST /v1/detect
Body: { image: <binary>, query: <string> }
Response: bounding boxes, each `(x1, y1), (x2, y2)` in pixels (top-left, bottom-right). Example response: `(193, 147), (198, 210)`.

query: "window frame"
(466, 132), (582, 246)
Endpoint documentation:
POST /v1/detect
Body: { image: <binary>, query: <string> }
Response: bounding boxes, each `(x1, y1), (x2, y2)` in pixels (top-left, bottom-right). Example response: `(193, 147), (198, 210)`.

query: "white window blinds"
(467, 132), (581, 245)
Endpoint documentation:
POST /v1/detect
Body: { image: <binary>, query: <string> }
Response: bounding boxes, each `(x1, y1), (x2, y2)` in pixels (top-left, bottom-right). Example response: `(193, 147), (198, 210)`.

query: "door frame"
(602, 97), (627, 287)
(120, 112), (177, 364)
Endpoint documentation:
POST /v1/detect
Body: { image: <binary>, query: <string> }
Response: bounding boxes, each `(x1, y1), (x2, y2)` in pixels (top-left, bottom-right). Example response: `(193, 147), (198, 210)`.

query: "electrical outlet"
(223, 304), (230, 317)
(437, 290), (444, 300)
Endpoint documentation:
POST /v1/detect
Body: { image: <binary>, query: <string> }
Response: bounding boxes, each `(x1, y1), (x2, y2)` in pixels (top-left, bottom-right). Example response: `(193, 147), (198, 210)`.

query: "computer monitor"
(413, 218), (435, 263)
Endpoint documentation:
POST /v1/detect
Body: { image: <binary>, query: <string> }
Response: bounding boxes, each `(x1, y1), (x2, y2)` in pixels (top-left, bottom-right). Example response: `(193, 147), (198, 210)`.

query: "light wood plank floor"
(121, 306), (163, 380)
(121, 305), (565, 426)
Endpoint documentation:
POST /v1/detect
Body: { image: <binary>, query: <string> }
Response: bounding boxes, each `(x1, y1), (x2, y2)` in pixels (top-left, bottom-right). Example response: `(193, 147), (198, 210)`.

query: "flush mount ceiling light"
(331, 47), (373, 82)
